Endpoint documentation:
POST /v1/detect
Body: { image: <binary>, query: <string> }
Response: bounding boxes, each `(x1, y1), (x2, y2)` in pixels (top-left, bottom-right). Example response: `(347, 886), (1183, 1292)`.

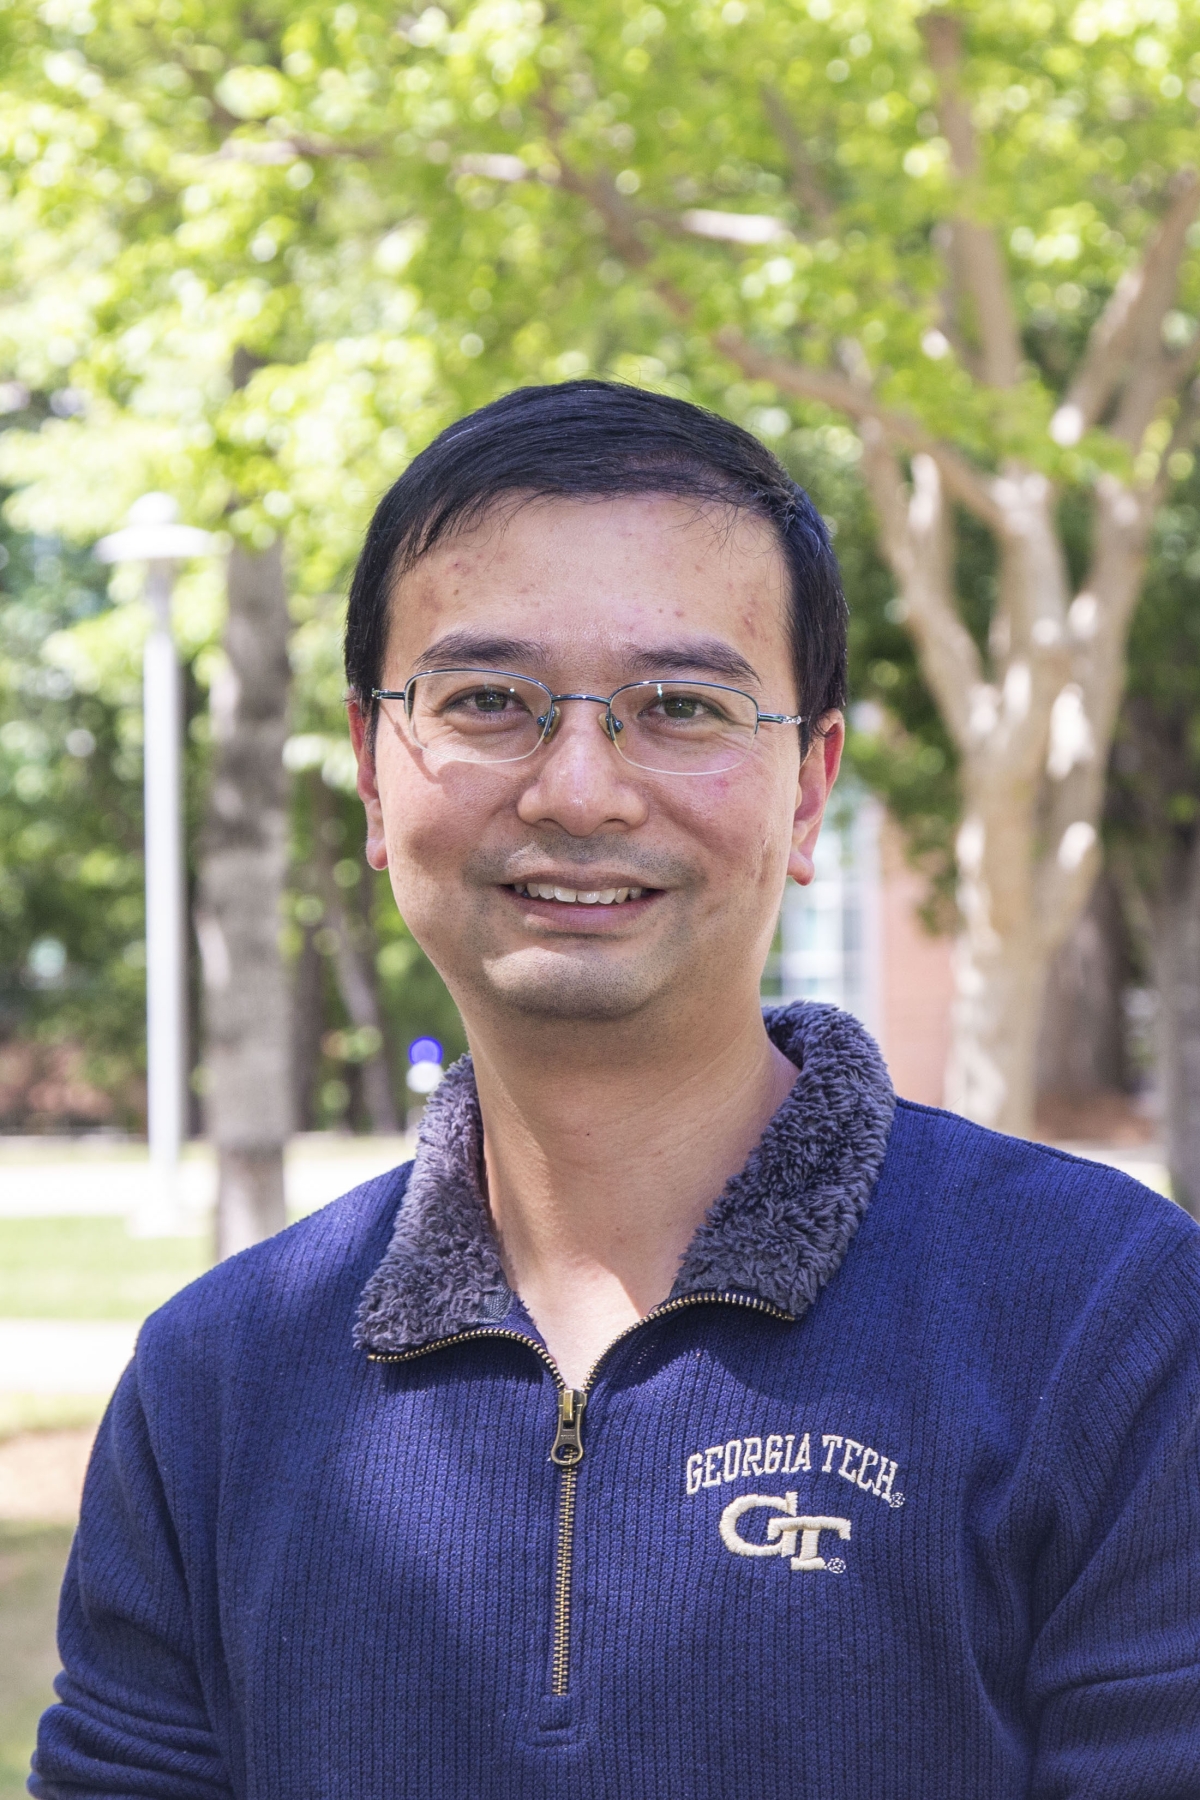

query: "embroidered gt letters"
(720, 1492), (851, 1574)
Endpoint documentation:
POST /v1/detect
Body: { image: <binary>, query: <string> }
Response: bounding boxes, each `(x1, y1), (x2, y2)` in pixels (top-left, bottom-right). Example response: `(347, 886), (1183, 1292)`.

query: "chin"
(479, 949), (666, 1022)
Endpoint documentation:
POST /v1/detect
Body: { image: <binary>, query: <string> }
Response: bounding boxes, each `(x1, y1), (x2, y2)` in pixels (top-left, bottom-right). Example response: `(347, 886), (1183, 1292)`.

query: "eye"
(658, 694), (710, 721)
(443, 685), (527, 716)
(642, 688), (730, 726)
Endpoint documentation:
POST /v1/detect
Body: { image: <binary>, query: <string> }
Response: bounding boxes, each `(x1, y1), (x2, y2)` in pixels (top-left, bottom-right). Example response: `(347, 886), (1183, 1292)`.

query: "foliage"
(1108, 469), (1200, 895)
(0, 469), (150, 1124)
(2, 0), (1200, 1115)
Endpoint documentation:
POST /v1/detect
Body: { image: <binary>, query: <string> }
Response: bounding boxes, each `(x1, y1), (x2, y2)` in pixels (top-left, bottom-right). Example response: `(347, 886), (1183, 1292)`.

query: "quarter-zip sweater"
(32, 1004), (1200, 1799)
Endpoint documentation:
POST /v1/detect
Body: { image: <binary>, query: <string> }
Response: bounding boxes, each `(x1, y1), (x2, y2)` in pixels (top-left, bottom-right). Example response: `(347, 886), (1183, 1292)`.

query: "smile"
(510, 883), (649, 905)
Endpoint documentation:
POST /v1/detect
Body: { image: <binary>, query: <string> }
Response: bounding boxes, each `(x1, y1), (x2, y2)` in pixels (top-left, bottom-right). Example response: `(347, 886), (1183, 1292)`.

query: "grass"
(0, 1522), (73, 1799)
(0, 1216), (203, 1788)
(0, 1217), (211, 1321)
(0, 1397), (105, 1442)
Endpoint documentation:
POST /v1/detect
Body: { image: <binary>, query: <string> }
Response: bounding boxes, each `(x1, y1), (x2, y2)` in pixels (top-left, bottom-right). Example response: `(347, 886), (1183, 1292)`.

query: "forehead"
(384, 493), (793, 685)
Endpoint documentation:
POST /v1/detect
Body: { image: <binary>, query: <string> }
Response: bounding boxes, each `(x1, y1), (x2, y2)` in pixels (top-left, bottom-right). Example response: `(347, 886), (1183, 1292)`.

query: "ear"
(347, 696), (389, 872)
(787, 711), (845, 887)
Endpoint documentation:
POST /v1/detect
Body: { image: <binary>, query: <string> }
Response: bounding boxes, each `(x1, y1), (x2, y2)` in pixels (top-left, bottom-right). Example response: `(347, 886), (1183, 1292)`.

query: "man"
(34, 382), (1200, 1797)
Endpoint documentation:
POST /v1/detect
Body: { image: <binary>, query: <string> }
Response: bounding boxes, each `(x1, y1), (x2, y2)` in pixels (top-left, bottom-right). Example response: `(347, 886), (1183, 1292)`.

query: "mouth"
(509, 882), (651, 907)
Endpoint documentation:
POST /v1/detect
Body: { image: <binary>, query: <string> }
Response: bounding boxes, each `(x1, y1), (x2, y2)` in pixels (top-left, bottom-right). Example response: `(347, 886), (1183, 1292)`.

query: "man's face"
(350, 494), (841, 1028)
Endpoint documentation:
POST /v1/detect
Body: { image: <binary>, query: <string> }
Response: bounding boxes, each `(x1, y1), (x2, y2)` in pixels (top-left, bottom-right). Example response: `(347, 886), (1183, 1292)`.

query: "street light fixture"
(96, 494), (215, 1234)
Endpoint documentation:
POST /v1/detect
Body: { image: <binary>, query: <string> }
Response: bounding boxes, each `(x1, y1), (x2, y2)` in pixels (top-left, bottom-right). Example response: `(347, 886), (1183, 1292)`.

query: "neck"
(467, 997), (798, 1386)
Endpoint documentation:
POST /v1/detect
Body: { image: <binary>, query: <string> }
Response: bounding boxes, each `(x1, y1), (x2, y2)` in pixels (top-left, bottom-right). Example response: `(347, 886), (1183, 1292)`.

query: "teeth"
(514, 883), (646, 904)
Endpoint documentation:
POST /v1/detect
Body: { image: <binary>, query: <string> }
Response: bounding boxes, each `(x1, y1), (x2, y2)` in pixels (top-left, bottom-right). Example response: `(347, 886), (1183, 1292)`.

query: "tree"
(1035, 867), (1134, 1127)
(5, 0), (1200, 1156)
(375, 0), (1200, 1134)
(0, 457), (149, 1127)
(195, 535), (292, 1256)
(1107, 474), (1200, 1217)
(0, 0), (463, 1221)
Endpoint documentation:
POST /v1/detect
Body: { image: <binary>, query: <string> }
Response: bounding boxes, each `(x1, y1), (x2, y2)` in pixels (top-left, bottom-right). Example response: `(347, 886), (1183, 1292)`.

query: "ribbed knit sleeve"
(29, 1359), (233, 1799)
(1026, 1229), (1200, 1799)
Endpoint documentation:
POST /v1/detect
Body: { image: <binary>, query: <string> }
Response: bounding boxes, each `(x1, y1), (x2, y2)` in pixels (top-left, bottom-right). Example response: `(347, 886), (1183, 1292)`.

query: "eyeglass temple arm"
(757, 712), (805, 725)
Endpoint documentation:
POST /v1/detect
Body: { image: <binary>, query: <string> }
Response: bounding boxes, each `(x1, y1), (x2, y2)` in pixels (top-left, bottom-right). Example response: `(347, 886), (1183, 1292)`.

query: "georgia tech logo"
(719, 1491), (851, 1574)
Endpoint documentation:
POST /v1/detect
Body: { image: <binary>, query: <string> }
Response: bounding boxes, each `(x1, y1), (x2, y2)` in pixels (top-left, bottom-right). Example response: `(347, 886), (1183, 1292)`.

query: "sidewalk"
(0, 1130), (1169, 1216)
(0, 1132), (417, 1428)
(0, 1131), (416, 1221)
(0, 1321), (138, 1397)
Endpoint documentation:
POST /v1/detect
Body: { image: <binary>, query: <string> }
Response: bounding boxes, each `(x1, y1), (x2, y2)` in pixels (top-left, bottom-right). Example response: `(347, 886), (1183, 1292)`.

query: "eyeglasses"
(371, 668), (804, 777)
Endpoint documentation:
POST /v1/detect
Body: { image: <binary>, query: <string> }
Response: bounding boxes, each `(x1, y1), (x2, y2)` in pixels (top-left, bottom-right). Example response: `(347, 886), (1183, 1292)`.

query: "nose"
(515, 699), (649, 836)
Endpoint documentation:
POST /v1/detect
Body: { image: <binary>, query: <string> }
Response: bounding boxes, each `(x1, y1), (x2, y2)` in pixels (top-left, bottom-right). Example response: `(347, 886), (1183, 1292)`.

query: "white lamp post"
(96, 495), (215, 1234)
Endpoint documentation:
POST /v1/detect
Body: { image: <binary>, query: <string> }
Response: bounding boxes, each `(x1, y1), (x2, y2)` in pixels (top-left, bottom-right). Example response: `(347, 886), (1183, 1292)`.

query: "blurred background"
(2, 0), (1200, 1787)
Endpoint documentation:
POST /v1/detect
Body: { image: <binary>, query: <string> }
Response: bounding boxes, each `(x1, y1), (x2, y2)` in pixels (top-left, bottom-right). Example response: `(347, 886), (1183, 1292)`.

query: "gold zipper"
(370, 1289), (793, 1697)
(549, 1391), (584, 1695)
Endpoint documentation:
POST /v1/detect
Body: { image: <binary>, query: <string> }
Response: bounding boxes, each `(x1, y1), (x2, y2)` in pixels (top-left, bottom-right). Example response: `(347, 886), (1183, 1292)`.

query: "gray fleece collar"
(354, 1001), (896, 1356)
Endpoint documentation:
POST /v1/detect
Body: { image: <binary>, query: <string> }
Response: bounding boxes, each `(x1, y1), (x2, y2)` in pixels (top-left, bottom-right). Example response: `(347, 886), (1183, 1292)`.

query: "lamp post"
(96, 495), (215, 1234)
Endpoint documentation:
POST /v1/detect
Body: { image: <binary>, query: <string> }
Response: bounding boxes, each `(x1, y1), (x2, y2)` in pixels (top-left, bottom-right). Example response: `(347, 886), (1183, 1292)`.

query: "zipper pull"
(550, 1388), (587, 1466)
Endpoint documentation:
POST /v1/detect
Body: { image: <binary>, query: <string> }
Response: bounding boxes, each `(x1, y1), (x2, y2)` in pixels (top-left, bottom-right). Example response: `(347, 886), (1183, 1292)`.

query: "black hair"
(344, 379), (847, 754)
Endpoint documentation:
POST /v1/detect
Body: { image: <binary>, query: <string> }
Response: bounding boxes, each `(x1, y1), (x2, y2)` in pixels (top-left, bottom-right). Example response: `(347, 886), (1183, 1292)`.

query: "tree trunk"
(1149, 833), (1200, 1218)
(945, 800), (1048, 1133)
(312, 790), (399, 1134)
(195, 538), (292, 1257)
(1037, 868), (1131, 1105)
(854, 429), (1161, 1137)
(291, 918), (325, 1131)
(946, 932), (1048, 1132)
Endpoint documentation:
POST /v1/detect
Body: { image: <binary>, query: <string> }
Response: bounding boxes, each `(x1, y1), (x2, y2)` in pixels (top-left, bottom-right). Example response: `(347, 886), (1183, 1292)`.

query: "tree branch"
(1151, 375), (1200, 505)
(716, 328), (1005, 528)
(932, 222), (984, 382)
(554, 159), (652, 268)
(549, 111), (1005, 534)
(1111, 333), (1200, 453)
(1052, 168), (1200, 444)
(1032, 817), (1102, 955)
(540, 101), (698, 318)
(212, 134), (380, 163)
(920, 12), (1023, 389)
(857, 424), (983, 752)
(760, 87), (834, 227)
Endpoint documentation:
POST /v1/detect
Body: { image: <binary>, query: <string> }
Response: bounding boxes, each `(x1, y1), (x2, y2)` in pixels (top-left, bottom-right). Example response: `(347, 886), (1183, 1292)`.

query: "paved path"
(0, 1132), (1169, 1219)
(0, 1425), (96, 1521)
(0, 1321), (138, 1396)
(0, 1132), (415, 1220)
(0, 1134), (417, 1422)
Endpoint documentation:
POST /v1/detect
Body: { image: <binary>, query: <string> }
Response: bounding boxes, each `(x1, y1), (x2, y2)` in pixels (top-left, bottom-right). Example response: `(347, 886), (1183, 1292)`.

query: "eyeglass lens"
(386, 670), (762, 775)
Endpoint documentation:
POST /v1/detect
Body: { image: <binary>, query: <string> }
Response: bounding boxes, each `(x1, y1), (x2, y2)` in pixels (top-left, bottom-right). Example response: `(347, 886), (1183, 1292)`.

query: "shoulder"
(869, 1100), (1198, 1322)
(136, 1161), (412, 1379)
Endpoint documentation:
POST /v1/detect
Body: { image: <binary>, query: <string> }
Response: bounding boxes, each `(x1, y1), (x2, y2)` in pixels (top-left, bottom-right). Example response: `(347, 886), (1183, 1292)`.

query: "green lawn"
(0, 1218), (209, 1790)
(0, 1217), (211, 1321)
(0, 1522), (73, 1799)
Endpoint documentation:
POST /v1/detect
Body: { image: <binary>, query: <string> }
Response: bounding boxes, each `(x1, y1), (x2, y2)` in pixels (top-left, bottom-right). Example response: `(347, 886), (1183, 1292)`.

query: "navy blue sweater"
(32, 1006), (1200, 1797)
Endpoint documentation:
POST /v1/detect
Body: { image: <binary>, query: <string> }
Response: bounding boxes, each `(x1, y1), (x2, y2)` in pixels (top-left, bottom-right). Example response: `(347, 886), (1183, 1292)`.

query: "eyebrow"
(410, 631), (761, 689)
(410, 632), (551, 674)
(620, 639), (761, 687)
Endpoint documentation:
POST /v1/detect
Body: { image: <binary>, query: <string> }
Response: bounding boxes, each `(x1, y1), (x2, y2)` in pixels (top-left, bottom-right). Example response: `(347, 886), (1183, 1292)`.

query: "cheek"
(375, 750), (486, 897)
(669, 764), (795, 896)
